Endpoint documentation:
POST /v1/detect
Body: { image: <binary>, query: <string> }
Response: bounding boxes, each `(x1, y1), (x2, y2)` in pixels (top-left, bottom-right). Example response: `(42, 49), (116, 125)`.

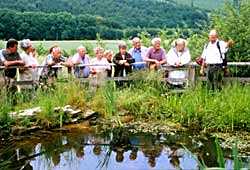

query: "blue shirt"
(128, 47), (148, 70)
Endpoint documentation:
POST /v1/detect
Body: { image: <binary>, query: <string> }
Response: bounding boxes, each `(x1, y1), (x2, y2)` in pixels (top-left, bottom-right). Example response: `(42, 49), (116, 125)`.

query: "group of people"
(0, 29), (232, 92)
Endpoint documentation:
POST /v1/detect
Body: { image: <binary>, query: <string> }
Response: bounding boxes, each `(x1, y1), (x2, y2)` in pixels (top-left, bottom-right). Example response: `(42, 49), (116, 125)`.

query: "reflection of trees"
(0, 130), (238, 169)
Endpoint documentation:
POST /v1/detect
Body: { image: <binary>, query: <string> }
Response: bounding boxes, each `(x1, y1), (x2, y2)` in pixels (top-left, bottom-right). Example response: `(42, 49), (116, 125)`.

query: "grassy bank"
(1, 71), (250, 134)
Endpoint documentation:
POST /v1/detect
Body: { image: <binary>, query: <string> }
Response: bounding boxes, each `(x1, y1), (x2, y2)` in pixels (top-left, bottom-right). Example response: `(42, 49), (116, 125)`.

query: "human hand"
(124, 62), (130, 67)
(227, 40), (234, 48)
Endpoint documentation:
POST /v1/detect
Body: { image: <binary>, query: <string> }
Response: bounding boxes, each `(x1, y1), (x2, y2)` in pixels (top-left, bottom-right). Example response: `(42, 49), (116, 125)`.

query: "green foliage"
(0, 0), (208, 40)
(215, 137), (225, 168)
(36, 43), (48, 56)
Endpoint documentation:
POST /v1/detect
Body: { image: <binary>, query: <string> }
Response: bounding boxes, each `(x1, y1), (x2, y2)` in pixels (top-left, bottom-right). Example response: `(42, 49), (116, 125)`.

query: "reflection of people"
(168, 146), (183, 169)
(142, 144), (163, 168)
(75, 145), (84, 158)
(115, 148), (125, 163)
(52, 151), (61, 166)
(93, 145), (102, 156)
(129, 147), (138, 161)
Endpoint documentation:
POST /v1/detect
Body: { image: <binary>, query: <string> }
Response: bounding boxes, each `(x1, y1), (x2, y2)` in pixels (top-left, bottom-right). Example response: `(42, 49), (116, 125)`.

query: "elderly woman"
(90, 47), (110, 76)
(71, 45), (90, 78)
(166, 38), (191, 87)
(19, 39), (39, 89)
(145, 38), (166, 70)
(113, 42), (135, 77)
(104, 50), (114, 77)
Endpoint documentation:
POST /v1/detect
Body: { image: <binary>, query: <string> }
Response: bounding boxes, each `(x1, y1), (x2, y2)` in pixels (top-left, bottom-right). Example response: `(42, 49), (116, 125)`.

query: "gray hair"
(175, 38), (187, 46)
(20, 39), (32, 50)
(94, 47), (104, 54)
(132, 37), (140, 44)
(209, 29), (218, 36)
(151, 38), (161, 45)
(118, 41), (127, 49)
(77, 45), (86, 51)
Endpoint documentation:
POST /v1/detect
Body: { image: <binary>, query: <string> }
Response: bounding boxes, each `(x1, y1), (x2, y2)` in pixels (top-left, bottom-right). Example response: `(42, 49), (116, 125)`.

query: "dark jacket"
(113, 52), (135, 77)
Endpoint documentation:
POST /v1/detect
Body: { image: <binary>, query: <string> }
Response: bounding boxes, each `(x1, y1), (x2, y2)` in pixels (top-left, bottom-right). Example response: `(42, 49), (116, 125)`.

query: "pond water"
(0, 127), (249, 170)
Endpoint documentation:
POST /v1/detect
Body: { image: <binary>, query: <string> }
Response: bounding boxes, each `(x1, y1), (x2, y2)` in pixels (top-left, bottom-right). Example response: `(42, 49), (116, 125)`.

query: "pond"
(0, 126), (249, 170)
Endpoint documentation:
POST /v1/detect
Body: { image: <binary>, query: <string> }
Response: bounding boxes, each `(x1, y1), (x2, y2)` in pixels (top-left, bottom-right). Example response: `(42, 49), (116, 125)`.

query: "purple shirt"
(146, 47), (166, 62)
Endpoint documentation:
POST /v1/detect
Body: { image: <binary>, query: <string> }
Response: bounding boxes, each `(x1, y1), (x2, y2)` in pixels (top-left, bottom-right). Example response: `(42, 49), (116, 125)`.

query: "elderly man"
(128, 37), (148, 70)
(145, 38), (166, 70)
(40, 46), (70, 85)
(200, 29), (233, 90)
(166, 38), (191, 86)
(71, 46), (90, 78)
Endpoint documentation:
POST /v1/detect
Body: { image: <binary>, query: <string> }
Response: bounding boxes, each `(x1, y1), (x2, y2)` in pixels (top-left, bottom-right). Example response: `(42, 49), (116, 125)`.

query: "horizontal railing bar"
(1, 62), (250, 69)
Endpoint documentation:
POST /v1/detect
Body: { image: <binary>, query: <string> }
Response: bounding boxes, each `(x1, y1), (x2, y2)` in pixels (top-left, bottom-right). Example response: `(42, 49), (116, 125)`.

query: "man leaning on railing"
(0, 39), (24, 91)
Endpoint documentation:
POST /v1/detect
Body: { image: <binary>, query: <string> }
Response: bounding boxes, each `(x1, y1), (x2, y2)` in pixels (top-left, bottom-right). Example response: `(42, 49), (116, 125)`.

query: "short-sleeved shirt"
(71, 53), (90, 78)
(0, 49), (22, 78)
(145, 47), (166, 62)
(40, 54), (66, 78)
(20, 51), (39, 81)
(128, 46), (148, 70)
(201, 40), (228, 64)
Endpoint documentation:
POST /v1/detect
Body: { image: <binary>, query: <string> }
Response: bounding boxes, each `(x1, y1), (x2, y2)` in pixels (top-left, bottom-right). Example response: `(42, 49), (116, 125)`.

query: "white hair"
(132, 37), (140, 43)
(94, 47), (104, 54)
(77, 45), (86, 51)
(20, 39), (32, 50)
(175, 38), (187, 46)
(151, 38), (161, 45)
(209, 29), (218, 36)
(52, 47), (61, 53)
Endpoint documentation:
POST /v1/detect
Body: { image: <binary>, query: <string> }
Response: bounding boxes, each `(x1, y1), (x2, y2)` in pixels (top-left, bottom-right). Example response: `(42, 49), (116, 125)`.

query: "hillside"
(0, 0), (211, 40)
(0, 0), (208, 29)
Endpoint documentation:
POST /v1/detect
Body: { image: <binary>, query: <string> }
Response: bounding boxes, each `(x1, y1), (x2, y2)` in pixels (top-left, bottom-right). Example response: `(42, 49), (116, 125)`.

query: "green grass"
(1, 70), (250, 132)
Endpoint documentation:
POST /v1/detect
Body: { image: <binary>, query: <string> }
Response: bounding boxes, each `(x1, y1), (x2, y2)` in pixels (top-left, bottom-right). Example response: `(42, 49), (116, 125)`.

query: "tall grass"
(1, 71), (250, 132)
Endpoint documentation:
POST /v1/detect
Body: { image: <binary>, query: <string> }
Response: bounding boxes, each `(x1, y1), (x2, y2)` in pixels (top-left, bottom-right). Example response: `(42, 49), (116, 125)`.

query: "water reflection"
(0, 130), (249, 170)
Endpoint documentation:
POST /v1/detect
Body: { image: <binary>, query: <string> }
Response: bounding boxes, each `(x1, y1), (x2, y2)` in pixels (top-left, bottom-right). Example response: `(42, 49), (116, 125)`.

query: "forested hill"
(0, 0), (207, 28)
(0, 0), (209, 40)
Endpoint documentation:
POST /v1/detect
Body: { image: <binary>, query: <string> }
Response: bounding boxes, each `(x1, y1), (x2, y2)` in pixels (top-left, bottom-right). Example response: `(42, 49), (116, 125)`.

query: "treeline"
(0, 0), (208, 28)
(0, 8), (203, 40)
(0, 0), (208, 40)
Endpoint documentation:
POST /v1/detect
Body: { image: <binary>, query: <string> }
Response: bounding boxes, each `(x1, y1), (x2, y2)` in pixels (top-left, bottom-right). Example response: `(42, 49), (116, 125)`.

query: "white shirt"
(91, 57), (110, 73)
(167, 47), (191, 66)
(71, 53), (90, 64)
(201, 40), (228, 64)
(20, 51), (39, 81)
